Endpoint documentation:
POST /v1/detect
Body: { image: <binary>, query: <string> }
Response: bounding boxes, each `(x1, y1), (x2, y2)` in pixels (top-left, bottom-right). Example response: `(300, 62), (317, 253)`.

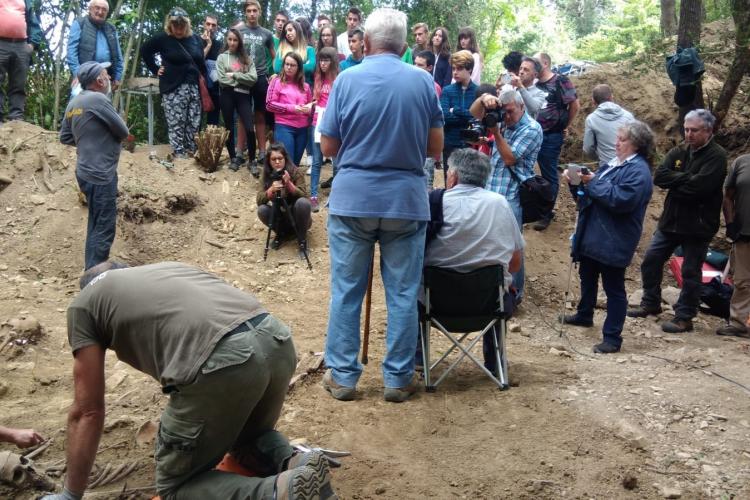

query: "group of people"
(3, 5), (748, 500)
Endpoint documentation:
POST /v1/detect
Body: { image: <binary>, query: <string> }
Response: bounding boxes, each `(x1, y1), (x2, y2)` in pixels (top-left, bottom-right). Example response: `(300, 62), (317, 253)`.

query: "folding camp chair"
(420, 265), (512, 391)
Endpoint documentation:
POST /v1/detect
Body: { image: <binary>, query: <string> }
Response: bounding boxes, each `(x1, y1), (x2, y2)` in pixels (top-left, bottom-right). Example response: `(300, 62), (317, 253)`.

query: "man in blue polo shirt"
(319, 7), (444, 403)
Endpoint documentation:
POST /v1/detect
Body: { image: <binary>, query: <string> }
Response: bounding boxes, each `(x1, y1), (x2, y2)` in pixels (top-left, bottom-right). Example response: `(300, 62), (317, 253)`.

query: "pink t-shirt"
(266, 77), (313, 129)
(312, 78), (333, 126)
(0, 0), (27, 39)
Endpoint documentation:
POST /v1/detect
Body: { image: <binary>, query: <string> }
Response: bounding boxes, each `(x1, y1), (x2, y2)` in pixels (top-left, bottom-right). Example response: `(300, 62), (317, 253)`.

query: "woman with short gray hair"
(561, 120), (655, 353)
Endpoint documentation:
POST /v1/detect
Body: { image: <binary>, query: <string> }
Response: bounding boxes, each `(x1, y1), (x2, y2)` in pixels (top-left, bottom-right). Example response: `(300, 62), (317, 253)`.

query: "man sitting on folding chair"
(421, 148), (524, 388)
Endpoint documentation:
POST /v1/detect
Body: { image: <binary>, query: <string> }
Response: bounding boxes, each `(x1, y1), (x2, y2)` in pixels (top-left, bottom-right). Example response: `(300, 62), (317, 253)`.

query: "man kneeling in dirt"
(42, 261), (335, 500)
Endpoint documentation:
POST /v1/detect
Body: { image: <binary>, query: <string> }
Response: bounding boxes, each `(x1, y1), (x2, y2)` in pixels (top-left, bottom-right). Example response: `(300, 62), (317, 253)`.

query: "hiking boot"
(274, 465), (336, 500)
(592, 342), (620, 354)
(716, 324), (750, 338)
(626, 305), (662, 318)
(249, 161), (260, 179)
(320, 177), (334, 189)
(383, 374), (420, 403)
(559, 314), (594, 328)
(661, 318), (693, 333)
(533, 216), (552, 231)
(286, 450), (334, 497)
(229, 157), (243, 171)
(322, 369), (356, 401)
(310, 196), (319, 213)
(271, 235), (282, 250)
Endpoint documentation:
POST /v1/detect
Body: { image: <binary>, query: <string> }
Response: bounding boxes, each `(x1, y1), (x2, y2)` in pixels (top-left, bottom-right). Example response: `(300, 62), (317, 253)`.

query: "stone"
(622, 473), (638, 490)
(628, 289), (643, 307)
(508, 322), (522, 333)
(29, 194), (45, 205)
(661, 486), (682, 498)
(0, 381), (8, 397)
(662, 286), (681, 306)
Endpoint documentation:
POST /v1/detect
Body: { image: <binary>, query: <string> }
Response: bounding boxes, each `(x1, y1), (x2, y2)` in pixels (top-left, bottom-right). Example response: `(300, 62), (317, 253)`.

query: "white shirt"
(425, 184), (525, 288)
(337, 32), (351, 57)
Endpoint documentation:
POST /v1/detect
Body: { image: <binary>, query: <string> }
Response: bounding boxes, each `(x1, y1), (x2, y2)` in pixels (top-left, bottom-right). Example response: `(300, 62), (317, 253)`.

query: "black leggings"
(220, 86), (256, 160)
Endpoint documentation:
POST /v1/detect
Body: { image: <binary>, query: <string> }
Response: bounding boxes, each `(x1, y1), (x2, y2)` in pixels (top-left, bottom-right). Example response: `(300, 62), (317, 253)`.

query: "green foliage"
(555, 0), (614, 38)
(573, 0), (661, 62)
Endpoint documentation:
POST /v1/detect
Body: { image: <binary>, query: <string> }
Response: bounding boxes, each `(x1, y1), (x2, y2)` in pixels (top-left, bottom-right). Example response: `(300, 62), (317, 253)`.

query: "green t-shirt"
(67, 262), (266, 387)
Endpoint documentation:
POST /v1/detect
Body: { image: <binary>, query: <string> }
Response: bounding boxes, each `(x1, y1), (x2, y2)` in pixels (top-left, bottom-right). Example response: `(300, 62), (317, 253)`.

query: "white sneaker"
(306, 166), (312, 175)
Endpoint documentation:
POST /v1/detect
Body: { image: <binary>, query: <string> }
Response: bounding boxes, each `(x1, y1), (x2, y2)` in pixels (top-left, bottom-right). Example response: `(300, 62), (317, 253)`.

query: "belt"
(0, 37), (27, 43)
(227, 312), (269, 335)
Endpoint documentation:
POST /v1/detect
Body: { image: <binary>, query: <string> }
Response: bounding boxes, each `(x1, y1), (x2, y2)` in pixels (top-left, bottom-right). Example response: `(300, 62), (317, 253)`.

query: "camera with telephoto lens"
(483, 108), (504, 129)
(460, 107), (506, 143)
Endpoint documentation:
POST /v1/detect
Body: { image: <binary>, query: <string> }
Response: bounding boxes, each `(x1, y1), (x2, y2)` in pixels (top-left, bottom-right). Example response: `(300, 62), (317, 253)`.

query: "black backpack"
(699, 276), (732, 319)
(507, 168), (555, 224)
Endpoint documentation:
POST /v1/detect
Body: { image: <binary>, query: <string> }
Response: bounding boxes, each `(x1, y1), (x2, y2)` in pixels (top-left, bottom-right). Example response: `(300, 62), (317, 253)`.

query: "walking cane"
(361, 254), (375, 364)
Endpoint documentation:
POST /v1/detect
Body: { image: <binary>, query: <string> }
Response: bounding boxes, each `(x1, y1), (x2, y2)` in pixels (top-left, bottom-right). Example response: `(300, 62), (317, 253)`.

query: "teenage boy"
(336, 7), (362, 57)
(339, 27), (364, 71)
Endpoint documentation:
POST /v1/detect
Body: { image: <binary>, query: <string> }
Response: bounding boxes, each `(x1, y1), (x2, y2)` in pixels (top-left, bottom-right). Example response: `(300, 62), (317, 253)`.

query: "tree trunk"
(661, 0), (677, 37)
(114, 0), (146, 111)
(677, 0), (703, 47)
(712, 0), (750, 130)
(52, 7), (75, 130)
(676, 0), (704, 135)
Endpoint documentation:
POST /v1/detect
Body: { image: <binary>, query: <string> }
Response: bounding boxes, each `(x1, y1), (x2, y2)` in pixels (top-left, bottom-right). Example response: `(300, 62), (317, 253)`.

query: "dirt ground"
(2, 23), (750, 500)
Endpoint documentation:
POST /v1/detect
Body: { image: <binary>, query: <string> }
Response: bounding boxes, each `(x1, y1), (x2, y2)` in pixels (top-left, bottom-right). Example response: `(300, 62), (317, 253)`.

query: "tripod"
(263, 191), (313, 270)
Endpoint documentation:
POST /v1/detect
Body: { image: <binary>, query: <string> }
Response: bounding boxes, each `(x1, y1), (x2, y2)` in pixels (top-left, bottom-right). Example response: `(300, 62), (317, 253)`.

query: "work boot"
(383, 374), (420, 403)
(661, 318), (693, 333)
(592, 342), (620, 354)
(274, 465), (337, 500)
(558, 314), (594, 327)
(715, 324), (750, 338)
(322, 369), (356, 401)
(626, 305), (662, 318)
(286, 450), (335, 497)
(533, 214), (553, 231)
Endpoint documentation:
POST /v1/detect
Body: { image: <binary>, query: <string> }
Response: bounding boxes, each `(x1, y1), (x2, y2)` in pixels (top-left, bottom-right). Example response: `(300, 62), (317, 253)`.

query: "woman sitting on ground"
(561, 120), (655, 354)
(216, 28), (257, 171)
(256, 143), (312, 250)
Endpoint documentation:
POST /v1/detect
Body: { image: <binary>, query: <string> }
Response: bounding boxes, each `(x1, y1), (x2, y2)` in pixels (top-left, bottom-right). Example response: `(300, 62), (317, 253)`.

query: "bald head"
(592, 84), (613, 105)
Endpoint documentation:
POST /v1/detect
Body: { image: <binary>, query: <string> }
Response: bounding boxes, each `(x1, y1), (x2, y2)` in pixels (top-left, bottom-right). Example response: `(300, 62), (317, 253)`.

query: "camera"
(270, 169), (284, 181)
(483, 108), (504, 129)
(460, 119), (485, 143)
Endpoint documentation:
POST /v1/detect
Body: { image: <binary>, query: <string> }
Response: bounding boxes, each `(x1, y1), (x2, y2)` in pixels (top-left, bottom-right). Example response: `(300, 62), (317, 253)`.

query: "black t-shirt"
(140, 32), (207, 94)
(203, 35), (221, 61)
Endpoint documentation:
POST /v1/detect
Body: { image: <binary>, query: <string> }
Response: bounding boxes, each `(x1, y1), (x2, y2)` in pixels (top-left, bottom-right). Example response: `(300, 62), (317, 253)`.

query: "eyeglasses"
(270, 157), (285, 162)
(169, 9), (188, 18)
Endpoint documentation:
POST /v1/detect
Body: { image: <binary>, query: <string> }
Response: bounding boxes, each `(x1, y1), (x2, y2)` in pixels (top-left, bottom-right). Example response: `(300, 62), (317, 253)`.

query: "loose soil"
(1, 22), (750, 500)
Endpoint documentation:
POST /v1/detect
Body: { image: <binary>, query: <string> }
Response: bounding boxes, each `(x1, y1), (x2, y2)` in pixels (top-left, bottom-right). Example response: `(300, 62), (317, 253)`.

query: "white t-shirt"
(337, 32), (351, 57)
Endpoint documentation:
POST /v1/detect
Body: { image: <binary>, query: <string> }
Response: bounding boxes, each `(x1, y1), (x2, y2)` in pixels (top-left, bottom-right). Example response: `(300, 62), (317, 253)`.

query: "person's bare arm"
(723, 187), (736, 224)
(508, 249), (522, 274)
(64, 345), (106, 496)
(0, 426), (43, 448)
(426, 127), (444, 159)
(320, 135), (341, 157)
(566, 99), (580, 132)
(491, 128), (516, 166)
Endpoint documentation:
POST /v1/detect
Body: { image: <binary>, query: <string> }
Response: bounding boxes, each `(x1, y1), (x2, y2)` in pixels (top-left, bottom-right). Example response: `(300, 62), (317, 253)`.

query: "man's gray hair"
(685, 108), (716, 131)
(499, 89), (524, 106)
(363, 8), (407, 54)
(447, 148), (491, 187)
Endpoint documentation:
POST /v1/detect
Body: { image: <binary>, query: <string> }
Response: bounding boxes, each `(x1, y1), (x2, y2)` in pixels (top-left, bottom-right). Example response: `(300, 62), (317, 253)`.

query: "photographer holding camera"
(256, 143), (312, 251)
(469, 89), (542, 304)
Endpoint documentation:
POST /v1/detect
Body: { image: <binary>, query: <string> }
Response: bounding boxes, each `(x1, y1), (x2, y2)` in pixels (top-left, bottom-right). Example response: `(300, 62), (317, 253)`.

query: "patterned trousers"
(162, 83), (201, 156)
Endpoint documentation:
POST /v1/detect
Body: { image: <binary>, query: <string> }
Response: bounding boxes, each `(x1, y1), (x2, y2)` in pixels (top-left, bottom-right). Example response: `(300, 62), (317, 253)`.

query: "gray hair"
(363, 8), (407, 54)
(684, 108), (716, 131)
(521, 56), (541, 74)
(619, 119), (654, 159)
(499, 89), (524, 106)
(447, 148), (491, 187)
(80, 261), (129, 290)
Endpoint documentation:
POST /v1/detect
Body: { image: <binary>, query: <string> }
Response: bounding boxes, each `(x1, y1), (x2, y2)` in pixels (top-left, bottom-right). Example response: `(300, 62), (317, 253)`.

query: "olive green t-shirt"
(67, 262), (266, 387)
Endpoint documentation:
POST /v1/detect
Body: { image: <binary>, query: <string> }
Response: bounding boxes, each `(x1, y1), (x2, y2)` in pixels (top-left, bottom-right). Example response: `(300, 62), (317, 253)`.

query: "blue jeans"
(310, 142), (337, 199)
(508, 196), (525, 300)
(325, 215), (427, 389)
(77, 174), (118, 270)
(274, 124), (307, 166)
(577, 256), (626, 348)
(640, 230), (710, 321)
(537, 131), (564, 220)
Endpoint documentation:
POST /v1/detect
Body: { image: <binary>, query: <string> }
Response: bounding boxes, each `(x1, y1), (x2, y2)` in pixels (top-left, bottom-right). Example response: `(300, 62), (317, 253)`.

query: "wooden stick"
(23, 438), (53, 459)
(205, 239), (226, 249)
(361, 254), (375, 365)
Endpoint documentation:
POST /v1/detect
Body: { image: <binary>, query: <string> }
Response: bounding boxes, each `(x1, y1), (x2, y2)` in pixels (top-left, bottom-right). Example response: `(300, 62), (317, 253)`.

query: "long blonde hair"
(278, 20), (308, 62)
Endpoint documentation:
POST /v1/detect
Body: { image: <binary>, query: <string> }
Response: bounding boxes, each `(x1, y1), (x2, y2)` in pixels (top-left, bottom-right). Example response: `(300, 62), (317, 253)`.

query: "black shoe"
(661, 318), (693, 333)
(626, 305), (662, 318)
(592, 342), (620, 354)
(249, 162), (260, 179)
(559, 314), (594, 327)
(320, 176), (334, 189)
(533, 216), (552, 231)
(716, 324), (750, 338)
(271, 235), (282, 250)
(323, 157), (332, 165)
(228, 157), (242, 171)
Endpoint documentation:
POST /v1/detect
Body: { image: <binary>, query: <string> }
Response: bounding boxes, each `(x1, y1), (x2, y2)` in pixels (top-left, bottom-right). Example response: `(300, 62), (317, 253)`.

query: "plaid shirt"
(485, 112), (543, 202)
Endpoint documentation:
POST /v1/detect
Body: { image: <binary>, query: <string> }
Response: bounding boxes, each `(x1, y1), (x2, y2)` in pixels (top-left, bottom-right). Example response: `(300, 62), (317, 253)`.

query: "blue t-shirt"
(320, 53), (444, 220)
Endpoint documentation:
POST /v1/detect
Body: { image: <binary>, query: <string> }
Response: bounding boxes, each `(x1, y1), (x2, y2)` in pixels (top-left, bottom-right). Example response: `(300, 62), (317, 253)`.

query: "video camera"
(460, 108), (505, 143)
(270, 169), (284, 182)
